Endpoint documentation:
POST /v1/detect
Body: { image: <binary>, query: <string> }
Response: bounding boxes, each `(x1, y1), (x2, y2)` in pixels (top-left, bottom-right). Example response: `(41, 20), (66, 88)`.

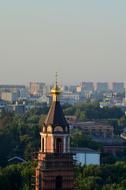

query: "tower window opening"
(56, 138), (63, 153)
(55, 176), (62, 190)
(42, 138), (44, 152)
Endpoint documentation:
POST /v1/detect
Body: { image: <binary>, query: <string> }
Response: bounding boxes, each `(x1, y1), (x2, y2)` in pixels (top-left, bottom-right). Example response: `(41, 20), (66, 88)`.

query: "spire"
(44, 74), (68, 128)
(55, 72), (58, 86)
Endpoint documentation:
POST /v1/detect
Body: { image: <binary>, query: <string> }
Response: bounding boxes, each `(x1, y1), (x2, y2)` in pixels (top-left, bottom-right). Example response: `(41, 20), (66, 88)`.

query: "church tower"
(35, 79), (74, 190)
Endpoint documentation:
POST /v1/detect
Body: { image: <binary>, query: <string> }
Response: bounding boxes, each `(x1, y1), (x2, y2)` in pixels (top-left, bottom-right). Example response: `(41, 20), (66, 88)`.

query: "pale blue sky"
(0, 0), (126, 84)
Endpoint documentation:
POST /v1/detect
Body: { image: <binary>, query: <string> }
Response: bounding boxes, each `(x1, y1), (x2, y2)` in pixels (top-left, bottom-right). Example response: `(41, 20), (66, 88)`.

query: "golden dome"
(51, 84), (62, 95)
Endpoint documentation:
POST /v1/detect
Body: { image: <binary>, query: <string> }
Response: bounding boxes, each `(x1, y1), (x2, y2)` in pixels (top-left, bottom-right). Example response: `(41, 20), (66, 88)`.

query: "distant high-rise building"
(30, 82), (45, 96)
(0, 85), (26, 92)
(62, 85), (76, 93)
(19, 88), (29, 100)
(61, 92), (80, 105)
(96, 82), (109, 93)
(76, 85), (82, 93)
(1, 91), (18, 103)
(0, 85), (27, 101)
(68, 85), (77, 93)
(112, 82), (125, 94)
(82, 82), (94, 92)
(76, 82), (94, 93)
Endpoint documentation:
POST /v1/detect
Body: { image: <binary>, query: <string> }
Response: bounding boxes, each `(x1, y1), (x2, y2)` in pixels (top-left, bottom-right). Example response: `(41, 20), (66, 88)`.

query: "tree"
(75, 162), (126, 190)
(102, 184), (124, 190)
(0, 163), (34, 190)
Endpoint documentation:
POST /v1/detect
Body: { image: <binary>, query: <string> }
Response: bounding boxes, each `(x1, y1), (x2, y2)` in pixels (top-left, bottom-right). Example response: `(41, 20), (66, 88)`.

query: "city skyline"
(0, 0), (126, 84)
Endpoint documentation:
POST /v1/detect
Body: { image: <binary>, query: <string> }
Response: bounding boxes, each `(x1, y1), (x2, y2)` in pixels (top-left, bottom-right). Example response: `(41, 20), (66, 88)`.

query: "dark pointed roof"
(44, 101), (68, 127)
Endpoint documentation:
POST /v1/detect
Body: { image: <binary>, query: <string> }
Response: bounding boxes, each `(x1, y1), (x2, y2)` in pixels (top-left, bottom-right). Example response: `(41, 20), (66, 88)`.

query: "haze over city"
(0, 0), (126, 84)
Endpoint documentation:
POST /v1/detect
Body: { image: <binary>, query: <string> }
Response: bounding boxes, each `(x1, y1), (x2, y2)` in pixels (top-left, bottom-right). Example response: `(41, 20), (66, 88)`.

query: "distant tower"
(35, 77), (74, 190)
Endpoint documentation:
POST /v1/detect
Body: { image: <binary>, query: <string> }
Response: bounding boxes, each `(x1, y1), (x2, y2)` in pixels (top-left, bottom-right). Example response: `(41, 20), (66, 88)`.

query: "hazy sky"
(0, 0), (126, 85)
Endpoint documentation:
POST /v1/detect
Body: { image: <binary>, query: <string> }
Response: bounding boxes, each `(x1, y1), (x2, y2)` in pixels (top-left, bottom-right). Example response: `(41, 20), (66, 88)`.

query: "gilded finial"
(51, 73), (62, 96)
(55, 72), (58, 86)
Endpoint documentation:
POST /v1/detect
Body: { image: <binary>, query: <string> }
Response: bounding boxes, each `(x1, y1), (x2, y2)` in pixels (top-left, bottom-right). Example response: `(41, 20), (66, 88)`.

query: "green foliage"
(76, 176), (103, 190)
(0, 163), (34, 190)
(63, 101), (124, 121)
(70, 128), (102, 150)
(0, 103), (125, 189)
(101, 149), (126, 164)
(0, 102), (124, 166)
(39, 114), (47, 126)
(118, 116), (126, 128)
(75, 162), (126, 190)
(101, 153), (116, 164)
(102, 184), (124, 190)
(0, 111), (41, 166)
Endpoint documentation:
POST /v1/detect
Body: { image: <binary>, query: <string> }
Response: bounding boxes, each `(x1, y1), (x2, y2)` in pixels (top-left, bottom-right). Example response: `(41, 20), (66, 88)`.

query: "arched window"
(55, 176), (62, 190)
(54, 126), (63, 132)
(56, 138), (63, 153)
(42, 138), (44, 152)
